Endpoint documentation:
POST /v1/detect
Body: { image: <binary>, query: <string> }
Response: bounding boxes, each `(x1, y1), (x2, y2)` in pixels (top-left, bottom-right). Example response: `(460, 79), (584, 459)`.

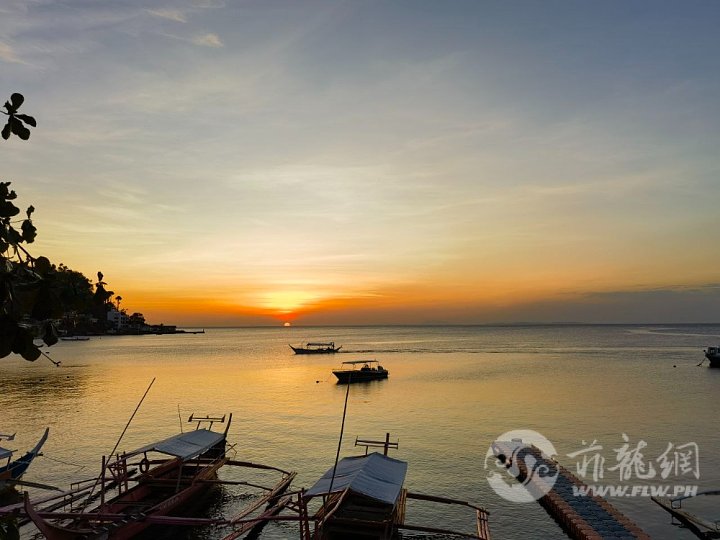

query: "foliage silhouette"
(2, 93), (143, 362)
(2, 93), (36, 141)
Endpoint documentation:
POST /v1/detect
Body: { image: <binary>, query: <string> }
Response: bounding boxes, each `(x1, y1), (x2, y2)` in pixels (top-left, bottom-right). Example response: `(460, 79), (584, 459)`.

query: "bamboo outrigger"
(0, 414), (296, 540)
(652, 491), (720, 539)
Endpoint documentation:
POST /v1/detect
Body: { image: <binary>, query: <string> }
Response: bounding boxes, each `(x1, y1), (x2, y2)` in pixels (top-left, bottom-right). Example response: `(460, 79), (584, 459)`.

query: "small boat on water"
(60, 336), (90, 341)
(333, 360), (388, 383)
(11, 414), (295, 540)
(290, 434), (490, 539)
(702, 347), (720, 367)
(290, 342), (342, 354)
(0, 428), (49, 491)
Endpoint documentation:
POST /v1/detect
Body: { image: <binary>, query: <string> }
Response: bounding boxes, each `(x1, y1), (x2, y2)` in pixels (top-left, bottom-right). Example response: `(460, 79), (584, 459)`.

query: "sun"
(283, 322), (292, 327)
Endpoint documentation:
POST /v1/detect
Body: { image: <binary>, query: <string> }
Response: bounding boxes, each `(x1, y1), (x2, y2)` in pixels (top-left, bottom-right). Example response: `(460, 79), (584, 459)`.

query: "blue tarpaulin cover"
(304, 452), (408, 506)
(129, 429), (224, 461)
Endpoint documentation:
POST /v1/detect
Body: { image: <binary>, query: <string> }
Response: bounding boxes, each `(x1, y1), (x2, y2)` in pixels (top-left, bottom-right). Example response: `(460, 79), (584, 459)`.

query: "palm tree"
(115, 295), (122, 310)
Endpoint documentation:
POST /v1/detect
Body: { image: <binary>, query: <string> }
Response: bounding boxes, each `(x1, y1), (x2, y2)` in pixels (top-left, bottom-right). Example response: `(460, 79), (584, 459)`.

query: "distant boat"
(289, 342), (342, 354)
(60, 336), (90, 341)
(0, 428), (49, 490)
(333, 360), (388, 384)
(703, 347), (720, 367)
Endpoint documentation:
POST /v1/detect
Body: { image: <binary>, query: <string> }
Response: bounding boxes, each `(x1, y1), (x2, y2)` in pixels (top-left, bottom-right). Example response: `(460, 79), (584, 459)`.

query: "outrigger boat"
(702, 347), (720, 368)
(284, 434), (490, 539)
(290, 342), (342, 355)
(652, 491), (720, 539)
(333, 360), (388, 384)
(0, 428), (49, 491)
(5, 414), (295, 540)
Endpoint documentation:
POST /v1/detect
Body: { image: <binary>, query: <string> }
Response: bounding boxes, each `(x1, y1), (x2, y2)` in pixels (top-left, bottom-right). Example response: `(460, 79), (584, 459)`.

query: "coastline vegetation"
(1, 93), (160, 363)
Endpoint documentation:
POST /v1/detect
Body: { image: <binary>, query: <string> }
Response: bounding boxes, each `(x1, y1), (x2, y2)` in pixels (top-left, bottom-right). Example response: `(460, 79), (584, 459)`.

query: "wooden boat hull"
(290, 346), (341, 354)
(16, 419), (297, 540)
(333, 369), (388, 384)
(27, 456), (225, 540)
(0, 428), (49, 484)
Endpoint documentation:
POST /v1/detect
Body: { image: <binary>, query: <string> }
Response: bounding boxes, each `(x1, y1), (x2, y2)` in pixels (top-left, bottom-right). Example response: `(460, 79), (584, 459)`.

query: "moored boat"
(333, 360), (388, 383)
(13, 414), (295, 540)
(292, 434), (490, 539)
(0, 428), (49, 490)
(290, 342), (342, 354)
(703, 346), (720, 367)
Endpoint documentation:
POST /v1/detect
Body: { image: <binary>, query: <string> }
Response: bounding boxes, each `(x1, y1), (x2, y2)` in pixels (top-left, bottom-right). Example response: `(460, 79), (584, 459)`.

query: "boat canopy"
(340, 360), (380, 366)
(304, 452), (407, 506)
(128, 429), (224, 461)
(0, 447), (12, 460)
(306, 342), (334, 347)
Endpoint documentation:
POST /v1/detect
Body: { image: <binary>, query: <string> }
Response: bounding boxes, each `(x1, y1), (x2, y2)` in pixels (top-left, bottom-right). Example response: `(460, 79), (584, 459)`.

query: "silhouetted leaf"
(0, 317), (16, 358)
(10, 93), (24, 112)
(35, 256), (51, 274)
(26, 205), (34, 218)
(6, 227), (21, 243)
(1, 122), (10, 140)
(43, 321), (59, 346)
(21, 219), (37, 243)
(10, 117), (30, 140)
(11, 326), (35, 357)
(1, 184), (18, 200)
(15, 114), (36, 127)
(0, 200), (20, 218)
(21, 344), (41, 361)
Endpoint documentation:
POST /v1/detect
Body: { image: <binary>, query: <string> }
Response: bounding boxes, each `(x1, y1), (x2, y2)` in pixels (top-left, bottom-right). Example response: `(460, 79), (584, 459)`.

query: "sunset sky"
(2, 1), (719, 326)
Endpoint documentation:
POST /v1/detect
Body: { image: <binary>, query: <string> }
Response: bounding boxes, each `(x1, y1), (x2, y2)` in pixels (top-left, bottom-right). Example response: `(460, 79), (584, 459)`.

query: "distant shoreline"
(173, 322), (720, 329)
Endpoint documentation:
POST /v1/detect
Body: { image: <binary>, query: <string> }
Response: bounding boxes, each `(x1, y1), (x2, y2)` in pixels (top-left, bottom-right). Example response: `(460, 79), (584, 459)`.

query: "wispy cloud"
(192, 33), (223, 47)
(191, 0), (226, 8)
(146, 9), (187, 23)
(0, 41), (23, 64)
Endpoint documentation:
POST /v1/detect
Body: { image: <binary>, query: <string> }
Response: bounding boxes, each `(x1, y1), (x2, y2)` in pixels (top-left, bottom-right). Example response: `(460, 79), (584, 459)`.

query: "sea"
(1, 324), (719, 539)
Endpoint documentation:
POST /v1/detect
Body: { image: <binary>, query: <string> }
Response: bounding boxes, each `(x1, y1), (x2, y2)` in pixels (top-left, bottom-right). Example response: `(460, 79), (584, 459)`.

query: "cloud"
(146, 9), (187, 23)
(191, 0), (226, 8)
(192, 33), (223, 48)
(0, 41), (23, 64)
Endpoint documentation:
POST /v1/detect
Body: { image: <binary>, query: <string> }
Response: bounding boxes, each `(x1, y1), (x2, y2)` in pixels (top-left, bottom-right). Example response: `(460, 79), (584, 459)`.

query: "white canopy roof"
(129, 429), (224, 461)
(304, 452), (408, 506)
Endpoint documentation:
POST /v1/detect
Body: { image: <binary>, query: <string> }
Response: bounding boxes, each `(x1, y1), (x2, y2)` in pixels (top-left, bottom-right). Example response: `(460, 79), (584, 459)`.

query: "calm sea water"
(2, 324), (719, 539)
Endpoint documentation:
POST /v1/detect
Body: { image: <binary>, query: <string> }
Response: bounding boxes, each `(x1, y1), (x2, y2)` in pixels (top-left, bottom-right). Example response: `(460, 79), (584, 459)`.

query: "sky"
(2, 0), (719, 326)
